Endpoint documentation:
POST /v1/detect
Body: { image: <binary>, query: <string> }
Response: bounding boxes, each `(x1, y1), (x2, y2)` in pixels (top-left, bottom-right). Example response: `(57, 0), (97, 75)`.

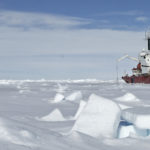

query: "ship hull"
(122, 75), (150, 84)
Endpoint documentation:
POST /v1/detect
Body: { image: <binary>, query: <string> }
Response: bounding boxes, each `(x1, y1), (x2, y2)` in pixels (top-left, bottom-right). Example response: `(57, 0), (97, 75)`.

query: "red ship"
(121, 31), (150, 84)
(122, 74), (150, 84)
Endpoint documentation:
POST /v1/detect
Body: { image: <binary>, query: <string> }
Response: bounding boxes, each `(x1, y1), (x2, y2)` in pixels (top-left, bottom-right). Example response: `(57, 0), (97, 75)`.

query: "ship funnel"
(146, 30), (150, 50)
(148, 38), (150, 50)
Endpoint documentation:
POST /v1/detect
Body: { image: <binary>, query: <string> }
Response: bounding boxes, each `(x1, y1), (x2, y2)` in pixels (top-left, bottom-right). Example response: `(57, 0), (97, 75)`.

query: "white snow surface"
(0, 80), (150, 149)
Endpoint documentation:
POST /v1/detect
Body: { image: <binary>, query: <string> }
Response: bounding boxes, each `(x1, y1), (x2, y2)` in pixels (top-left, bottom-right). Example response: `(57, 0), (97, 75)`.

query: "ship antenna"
(116, 59), (119, 83)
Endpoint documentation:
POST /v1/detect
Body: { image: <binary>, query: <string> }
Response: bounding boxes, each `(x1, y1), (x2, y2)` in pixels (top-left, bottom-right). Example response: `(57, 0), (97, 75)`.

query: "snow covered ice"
(122, 107), (150, 129)
(117, 121), (148, 138)
(115, 92), (140, 102)
(66, 91), (82, 103)
(72, 94), (121, 138)
(36, 108), (66, 122)
(1, 80), (150, 149)
(74, 100), (87, 119)
(50, 93), (65, 103)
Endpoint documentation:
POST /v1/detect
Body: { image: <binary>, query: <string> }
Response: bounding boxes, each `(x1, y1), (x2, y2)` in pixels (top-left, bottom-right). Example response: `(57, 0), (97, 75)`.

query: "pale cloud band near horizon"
(0, 10), (147, 79)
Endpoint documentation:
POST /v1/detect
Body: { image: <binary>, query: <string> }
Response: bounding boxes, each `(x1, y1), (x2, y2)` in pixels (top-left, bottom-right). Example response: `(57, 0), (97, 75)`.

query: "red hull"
(122, 75), (150, 84)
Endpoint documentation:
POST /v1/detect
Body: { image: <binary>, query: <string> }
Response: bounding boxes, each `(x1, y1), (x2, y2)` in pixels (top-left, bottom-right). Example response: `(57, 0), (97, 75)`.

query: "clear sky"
(0, 0), (149, 80)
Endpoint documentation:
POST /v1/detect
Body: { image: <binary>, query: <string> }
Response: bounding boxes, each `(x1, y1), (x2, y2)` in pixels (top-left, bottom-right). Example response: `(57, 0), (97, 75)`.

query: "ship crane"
(118, 54), (138, 62)
(116, 54), (138, 82)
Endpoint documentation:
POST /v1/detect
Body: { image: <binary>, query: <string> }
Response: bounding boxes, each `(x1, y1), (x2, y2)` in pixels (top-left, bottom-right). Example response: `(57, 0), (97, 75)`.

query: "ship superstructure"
(121, 31), (150, 83)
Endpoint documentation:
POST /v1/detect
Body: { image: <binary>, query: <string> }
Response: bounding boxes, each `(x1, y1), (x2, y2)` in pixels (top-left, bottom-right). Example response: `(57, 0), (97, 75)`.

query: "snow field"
(0, 118), (36, 147)
(1, 80), (150, 150)
(41, 91), (150, 139)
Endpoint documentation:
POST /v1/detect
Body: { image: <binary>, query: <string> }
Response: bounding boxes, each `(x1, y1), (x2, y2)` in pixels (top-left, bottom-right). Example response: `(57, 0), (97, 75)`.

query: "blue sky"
(0, 0), (149, 80)
(1, 0), (150, 30)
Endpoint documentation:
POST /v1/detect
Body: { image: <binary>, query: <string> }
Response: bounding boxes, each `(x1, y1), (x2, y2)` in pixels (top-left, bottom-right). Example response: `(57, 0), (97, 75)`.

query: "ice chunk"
(66, 91), (82, 103)
(122, 107), (150, 129)
(118, 124), (135, 138)
(118, 121), (148, 138)
(115, 93), (140, 102)
(72, 94), (121, 138)
(39, 109), (66, 122)
(52, 93), (65, 103)
(74, 100), (87, 120)
(118, 104), (132, 110)
(55, 83), (68, 93)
